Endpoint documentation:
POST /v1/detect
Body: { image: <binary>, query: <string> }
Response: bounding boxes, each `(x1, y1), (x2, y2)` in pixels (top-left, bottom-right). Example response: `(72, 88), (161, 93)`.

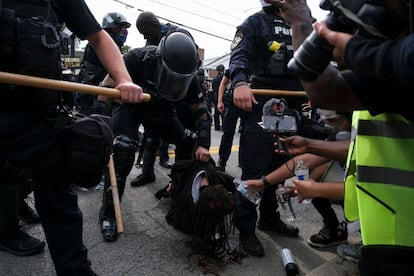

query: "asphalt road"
(0, 126), (360, 276)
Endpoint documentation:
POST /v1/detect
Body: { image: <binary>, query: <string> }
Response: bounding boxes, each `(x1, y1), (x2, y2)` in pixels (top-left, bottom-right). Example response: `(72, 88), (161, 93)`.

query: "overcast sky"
(84, 0), (328, 59)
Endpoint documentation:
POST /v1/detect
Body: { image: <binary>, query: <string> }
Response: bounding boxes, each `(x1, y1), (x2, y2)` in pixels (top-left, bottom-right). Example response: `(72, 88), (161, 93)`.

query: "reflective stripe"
(358, 166), (414, 188)
(358, 119), (414, 139)
(345, 111), (414, 246)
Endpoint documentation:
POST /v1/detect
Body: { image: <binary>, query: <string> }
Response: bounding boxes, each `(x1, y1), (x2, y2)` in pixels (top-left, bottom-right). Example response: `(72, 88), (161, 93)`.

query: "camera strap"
(331, 0), (387, 38)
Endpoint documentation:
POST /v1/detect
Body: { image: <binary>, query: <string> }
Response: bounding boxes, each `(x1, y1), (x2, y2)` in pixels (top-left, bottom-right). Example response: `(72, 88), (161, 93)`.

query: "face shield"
(154, 32), (198, 101)
(155, 57), (195, 101)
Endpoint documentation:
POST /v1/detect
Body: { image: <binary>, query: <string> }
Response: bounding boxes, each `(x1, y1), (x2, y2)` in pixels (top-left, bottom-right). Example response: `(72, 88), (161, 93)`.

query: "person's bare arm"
(217, 75), (230, 113)
(246, 153), (330, 192)
(293, 179), (344, 200)
(87, 30), (143, 103)
(277, 136), (350, 163)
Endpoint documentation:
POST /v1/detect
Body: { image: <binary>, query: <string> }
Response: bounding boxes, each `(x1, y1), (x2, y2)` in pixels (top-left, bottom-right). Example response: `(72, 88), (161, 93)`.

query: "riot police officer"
(97, 32), (212, 242)
(75, 12), (131, 115)
(229, 0), (306, 256)
(132, 11), (202, 185)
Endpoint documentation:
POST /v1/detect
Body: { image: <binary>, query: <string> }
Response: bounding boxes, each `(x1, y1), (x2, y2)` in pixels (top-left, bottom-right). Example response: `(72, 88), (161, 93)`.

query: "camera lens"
(287, 30), (333, 82)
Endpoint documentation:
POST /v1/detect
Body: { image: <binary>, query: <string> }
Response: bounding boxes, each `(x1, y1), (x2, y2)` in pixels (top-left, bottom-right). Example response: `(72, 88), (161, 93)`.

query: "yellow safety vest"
(344, 111), (414, 246)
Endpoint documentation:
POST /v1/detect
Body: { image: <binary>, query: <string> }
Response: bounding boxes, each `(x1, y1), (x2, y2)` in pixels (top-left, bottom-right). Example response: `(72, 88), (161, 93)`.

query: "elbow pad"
(196, 118), (211, 149)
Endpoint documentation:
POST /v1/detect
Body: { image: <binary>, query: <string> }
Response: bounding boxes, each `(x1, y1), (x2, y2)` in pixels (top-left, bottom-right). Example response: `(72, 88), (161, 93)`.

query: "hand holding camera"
(287, 0), (406, 82)
(259, 98), (298, 151)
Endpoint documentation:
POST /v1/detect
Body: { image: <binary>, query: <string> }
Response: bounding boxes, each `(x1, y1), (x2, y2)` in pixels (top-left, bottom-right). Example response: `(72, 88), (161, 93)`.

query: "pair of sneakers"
(308, 221), (348, 248)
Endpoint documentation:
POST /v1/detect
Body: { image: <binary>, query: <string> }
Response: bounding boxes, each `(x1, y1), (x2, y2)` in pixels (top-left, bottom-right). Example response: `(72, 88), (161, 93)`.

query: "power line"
(113, 0), (233, 42)
(149, 0), (236, 27)
(191, 0), (247, 22)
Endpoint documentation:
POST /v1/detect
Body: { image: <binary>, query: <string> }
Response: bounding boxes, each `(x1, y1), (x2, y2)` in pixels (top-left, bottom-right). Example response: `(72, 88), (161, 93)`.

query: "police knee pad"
(113, 135), (138, 178)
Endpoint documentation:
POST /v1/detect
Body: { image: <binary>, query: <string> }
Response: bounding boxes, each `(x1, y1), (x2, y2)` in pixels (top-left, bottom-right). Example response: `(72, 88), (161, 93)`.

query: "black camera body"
(261, 115), (297, 136)
(288, 0), (403, 82)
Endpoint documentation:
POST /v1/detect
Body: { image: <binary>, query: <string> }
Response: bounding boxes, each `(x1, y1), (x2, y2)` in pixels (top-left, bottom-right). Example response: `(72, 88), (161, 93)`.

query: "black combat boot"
(130, 145), (156, 187)
(18, 198), (40, 224)
(0, 227), (45, 256)
(0, 186), (45, 256)
(99, 176), (118, 242)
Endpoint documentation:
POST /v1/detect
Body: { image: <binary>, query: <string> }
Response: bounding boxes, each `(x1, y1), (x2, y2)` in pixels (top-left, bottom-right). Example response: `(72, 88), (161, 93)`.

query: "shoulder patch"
(230, 30), (244, 50)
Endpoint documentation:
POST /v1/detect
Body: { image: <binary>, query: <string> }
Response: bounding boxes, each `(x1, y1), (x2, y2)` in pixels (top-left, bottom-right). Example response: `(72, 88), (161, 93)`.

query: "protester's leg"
(310, 198), (347, 245)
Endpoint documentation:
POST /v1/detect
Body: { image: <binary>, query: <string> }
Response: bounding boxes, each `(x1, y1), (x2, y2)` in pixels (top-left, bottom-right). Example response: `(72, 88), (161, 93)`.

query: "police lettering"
(273, 26), (292, 36)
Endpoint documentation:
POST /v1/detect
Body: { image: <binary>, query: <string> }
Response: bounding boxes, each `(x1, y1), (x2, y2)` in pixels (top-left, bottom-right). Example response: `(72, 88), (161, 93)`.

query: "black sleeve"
(342, 71), (413, 120)
(344, 34), (414, 89)
(57, 0), (101, 40)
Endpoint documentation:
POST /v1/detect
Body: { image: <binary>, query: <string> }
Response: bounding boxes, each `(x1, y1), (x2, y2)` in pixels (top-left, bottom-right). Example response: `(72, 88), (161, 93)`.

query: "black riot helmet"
(102, 12), (131, 30)
(155, 32), (198, 101)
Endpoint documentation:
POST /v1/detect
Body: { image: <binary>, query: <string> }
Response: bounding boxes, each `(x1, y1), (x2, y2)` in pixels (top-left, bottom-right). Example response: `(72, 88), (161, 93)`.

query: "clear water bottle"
(281, 248), (299, 276)
(276, 184), (295, 221)
(294, 159), (311, 203)
(294, 159), (309, 180)
(234, 179), (261, 205)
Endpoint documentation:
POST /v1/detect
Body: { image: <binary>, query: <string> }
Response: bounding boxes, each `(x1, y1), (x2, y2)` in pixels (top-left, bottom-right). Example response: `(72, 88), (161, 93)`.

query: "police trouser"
(238, 101), (289, 230)
(0, 112), (91, 276)
(0, 172), (35, 244)
(102, 104), (195, 219)
(218, 99), (239, 166)
(141, 123), (195, 175)
(101, 104), (139, 219)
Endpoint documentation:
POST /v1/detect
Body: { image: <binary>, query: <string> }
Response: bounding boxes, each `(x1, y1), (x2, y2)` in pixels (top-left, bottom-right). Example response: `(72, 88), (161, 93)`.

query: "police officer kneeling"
(97, 32), (212, 242)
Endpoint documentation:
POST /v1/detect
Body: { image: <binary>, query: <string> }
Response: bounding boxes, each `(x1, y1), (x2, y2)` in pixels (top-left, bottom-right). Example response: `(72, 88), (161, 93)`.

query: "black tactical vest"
(253, 12), (294, 77)
(1, 0), (64, 111)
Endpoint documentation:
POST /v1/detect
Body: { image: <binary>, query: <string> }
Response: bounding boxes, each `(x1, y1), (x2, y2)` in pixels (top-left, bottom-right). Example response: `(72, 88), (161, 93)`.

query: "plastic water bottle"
(294, 159), (309, 180)
(281, 248), (299, 276)
(276, 184), (295, 221)
(234, 179), (261, 205)
(294, 159), (311, 203)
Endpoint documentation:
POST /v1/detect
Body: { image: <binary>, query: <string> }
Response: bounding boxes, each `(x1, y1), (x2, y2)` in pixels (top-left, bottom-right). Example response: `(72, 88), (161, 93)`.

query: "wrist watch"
(261, 175), (271, 188)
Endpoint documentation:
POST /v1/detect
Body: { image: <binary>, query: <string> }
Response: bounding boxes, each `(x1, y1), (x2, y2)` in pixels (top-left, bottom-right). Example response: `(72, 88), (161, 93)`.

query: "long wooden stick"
(251, 88), (307, 97)
(0, 71), (151, 101)
(108, 155), (124, 234)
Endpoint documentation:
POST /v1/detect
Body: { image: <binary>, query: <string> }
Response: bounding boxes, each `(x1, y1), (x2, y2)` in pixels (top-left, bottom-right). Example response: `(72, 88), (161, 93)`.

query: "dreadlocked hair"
(191, 185), (236, 258)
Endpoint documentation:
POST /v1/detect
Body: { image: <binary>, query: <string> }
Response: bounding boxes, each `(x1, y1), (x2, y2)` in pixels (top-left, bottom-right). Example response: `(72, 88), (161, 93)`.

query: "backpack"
(60, 114), (113, 188)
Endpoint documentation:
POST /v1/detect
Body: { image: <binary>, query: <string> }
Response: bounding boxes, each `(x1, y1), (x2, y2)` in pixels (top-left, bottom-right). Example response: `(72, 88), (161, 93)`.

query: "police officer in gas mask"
(75, 12), (131, 115)
(96, 32), (212, 242)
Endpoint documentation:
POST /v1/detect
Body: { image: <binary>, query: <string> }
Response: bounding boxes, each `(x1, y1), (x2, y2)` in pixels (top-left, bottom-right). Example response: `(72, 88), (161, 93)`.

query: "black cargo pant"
(0, 112), (91, 276)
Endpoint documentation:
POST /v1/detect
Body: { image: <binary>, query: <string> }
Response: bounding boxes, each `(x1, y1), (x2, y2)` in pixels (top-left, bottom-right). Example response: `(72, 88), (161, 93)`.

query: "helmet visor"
(156, 57), (195, 101)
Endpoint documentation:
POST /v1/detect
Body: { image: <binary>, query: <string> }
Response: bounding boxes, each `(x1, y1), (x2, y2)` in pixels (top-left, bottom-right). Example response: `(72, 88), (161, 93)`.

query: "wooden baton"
(251, 88), (307, 97)
(108, 155), (124, 234)
(0, 71), (151, 101)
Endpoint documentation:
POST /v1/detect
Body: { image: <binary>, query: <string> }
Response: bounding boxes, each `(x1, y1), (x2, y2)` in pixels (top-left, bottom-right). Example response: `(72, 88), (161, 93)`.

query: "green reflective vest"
(344, 111), (414, 246)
